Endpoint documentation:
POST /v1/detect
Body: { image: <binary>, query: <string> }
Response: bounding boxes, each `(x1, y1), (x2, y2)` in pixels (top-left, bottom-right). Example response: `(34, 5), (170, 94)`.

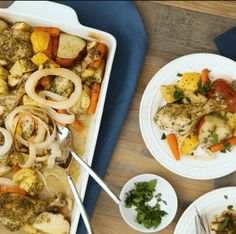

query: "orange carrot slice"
(201, 68), (209, 86)
(166, 134), (180, 160)
(87, 83), (101, 114)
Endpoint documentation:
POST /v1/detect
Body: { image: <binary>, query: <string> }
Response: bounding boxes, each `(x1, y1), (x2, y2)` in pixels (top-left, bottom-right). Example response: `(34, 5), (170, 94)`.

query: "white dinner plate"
(174, 186), (236, 234)
(139, 53), (236, 180)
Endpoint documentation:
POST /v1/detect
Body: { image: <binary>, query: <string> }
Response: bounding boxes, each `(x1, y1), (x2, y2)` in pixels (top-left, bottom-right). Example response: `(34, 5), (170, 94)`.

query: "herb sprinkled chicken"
(154, 96), (226, 136)
(0, 192), (65, 231)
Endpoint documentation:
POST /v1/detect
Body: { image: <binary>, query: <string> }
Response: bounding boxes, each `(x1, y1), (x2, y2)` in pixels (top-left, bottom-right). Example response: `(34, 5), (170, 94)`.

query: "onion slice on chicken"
(25, 68), (82, 109)
(0, 127), (13, 156)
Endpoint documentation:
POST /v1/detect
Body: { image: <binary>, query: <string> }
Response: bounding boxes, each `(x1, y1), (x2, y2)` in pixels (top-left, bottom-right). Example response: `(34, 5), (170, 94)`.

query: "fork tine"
(194, 206), (209, 234)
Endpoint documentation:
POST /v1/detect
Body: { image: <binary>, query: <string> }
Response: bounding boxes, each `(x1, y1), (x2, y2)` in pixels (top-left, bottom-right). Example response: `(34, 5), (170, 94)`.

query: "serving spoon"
(58, 127), (94, 234)
(57, 125), (121, 205)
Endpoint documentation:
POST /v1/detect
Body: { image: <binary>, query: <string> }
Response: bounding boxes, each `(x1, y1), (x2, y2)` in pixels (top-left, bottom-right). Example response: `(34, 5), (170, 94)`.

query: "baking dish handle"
(7, 1), (79, 25)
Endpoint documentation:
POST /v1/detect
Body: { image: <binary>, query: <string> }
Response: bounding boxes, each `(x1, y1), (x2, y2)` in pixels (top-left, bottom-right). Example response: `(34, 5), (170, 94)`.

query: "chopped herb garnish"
(185, 96), (191, 103)
(161, 133), (166, 140)
(228, 205), (233, 210)
(219, 217), (230, 231)
(204, 137), (208, 144)
(224, 195), (228, 200)
(196, 79), (212, 96)
(177, 73), (182, 77)
(220, 143), (232, 153)
(210, 133), (219, 145)
(173, 88), (183, 99)
(125, 179), (168, 229)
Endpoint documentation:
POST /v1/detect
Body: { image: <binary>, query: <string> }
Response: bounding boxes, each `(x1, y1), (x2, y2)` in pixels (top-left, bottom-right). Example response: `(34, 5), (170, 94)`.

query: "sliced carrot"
(34, 27), (60, 37)
(56, 57), (75, 68)
(57, 109), (67, 114)
(226, 137), (236, 145)
(52, 36), (59, 59)
(210, 136), (236, 152)
(45, 37), (53, 59)
(201, 68), (209, 86)
(39, 76), (52, 87)
(92, 43), (107, 69)
(166, 134), (180, 160)
(71, 120), (84, 132)
(11, 164), (21, 173)
(210, 143), (224, 153)
(87, 83), (101, 114)
(0, 185), (26, 196)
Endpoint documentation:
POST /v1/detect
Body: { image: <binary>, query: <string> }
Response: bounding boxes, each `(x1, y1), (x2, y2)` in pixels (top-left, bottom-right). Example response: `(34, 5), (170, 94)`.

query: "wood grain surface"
(91, 1), (236, 234)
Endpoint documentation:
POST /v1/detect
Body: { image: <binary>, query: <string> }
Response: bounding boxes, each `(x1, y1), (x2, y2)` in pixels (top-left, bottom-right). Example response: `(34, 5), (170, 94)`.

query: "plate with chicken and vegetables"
(174, 186), (236, 234)
(0, 1), (116, 234)
(140, 53), (236, 180)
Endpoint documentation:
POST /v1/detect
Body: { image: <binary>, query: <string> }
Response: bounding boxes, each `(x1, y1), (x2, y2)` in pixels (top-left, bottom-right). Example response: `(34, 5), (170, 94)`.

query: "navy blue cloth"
(215, 26), (236, 61)
(55, 1), (147, 233)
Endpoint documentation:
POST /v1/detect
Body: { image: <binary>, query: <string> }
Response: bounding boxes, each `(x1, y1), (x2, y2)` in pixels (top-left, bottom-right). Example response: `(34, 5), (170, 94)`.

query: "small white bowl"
(119, 174), (178, 233)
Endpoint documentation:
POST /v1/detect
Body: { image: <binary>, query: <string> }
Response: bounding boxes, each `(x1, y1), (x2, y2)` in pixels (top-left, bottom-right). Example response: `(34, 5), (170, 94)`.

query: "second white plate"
(139, 53), (236, 180)
(174, 186), (236, 234)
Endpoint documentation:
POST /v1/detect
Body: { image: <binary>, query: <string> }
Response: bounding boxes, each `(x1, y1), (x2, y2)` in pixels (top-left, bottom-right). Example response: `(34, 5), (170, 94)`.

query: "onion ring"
(25, 68), (82, 109)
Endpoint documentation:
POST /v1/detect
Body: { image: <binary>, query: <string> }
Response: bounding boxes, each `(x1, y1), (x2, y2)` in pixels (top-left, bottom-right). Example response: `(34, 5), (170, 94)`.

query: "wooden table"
(91, 2), (236, 234)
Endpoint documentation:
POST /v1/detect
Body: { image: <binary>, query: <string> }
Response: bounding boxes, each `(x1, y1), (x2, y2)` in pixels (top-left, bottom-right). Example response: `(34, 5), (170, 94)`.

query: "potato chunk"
(177, 72), (200, 92)
(160, 85), (178, 103)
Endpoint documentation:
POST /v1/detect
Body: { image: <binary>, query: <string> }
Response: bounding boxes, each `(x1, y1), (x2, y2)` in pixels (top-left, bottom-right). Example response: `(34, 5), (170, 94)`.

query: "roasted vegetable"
(160, 85), (179, 103)
(0, 79), (8, 94)
(33, 212), (70, 234)
(50, 76), (74, 97)
(30, 31), (50, 53)
(57, 33), (86, 60)
(12, 22), (31, 31)
(177, 72), (200, 92)
(13, 169), (43, 196)
(0, 19), (8, 33)
(31, 52), (49, 66)
(0, 66), (9, 81)
(180, 134), (199, 155)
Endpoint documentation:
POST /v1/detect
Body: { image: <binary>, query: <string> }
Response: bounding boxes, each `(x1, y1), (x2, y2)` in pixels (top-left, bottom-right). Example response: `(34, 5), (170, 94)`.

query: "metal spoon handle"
(71, 151), (121, 205)
(67, 174), (94, 234)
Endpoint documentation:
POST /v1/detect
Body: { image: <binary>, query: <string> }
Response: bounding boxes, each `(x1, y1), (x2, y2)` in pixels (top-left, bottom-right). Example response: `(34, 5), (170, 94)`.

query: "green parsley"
(195, 79), (212, 96)
(220, 143), (232, 153)
(173, 88), (183, 99)
(224, 195), (228, 200)
(227, 205), (233, 210)
(219, 217), (230, 231)
(177, 73), (182, 77)
(125, 179), (168, 229)
(210, 133), (219, 145)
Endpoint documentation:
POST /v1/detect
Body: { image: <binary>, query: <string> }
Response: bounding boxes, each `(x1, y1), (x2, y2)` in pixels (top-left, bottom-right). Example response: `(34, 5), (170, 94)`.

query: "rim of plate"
(174, 186), (236, 234)
(139, 53), (236, 180)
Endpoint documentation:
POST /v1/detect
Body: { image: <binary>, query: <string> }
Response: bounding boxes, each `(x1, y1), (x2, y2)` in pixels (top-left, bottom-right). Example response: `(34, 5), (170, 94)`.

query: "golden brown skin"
(0, 192), (65, 231)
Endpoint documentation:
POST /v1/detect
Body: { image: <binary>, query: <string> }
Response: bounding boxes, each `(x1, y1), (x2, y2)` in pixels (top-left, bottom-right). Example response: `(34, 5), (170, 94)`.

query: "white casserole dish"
(0, 1), (116, 233)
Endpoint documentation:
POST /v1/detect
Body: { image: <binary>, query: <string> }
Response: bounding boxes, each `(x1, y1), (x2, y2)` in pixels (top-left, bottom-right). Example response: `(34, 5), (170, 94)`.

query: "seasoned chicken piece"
(0, 192), (65, 231)
(154, 97), (226, 136)
(0, 33), (33, 63)
(33, 212), (70, 234)
(0, 84), (25, 125)
(50, 76), (74, 97)
(198, 115), (232, 147)
(2, 28), (31, 41)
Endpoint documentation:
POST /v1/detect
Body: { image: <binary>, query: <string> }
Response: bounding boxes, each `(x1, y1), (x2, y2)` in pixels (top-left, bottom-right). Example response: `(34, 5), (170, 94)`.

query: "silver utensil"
(57, 125), (121, 205)
(58, 128), (94, 234)
(194, 206), (210, 234)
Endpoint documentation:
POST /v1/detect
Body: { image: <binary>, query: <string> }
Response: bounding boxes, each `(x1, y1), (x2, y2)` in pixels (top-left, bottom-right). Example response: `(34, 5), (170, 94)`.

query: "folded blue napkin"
(55, 1), (147, 233)
(215, 26), (236, 60)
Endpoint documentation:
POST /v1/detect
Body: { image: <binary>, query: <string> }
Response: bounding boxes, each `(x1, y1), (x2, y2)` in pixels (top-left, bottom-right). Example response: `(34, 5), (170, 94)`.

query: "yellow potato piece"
(160, 85), (178, 103)
(23, 94), (37, 106)
(30, 31), (50, 53)
(177, 72), (200, 92)
(0, 79), (8, 94)
(180, 134), (199, 155)
(31, 52), (49, 66)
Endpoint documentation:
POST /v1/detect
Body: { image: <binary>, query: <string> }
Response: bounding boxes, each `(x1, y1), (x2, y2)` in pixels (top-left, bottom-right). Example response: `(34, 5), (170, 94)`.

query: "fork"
(194, 206), (210, 234)
(57, 125), (121, 205)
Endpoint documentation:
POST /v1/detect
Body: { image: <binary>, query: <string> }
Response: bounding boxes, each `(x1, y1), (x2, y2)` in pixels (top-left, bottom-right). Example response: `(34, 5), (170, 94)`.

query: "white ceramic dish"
(0, 1), (116, 233)
(139, 53), (236, 180)
(119, 174), (178, 233)
(174, 186), (236, 234)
